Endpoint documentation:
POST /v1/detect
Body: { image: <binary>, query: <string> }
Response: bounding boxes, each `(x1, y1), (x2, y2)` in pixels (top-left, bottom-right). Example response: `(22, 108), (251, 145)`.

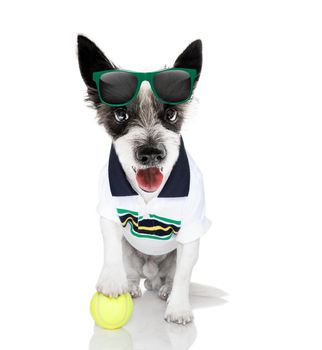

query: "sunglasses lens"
(99, 71), (138, 105)
(153, 70), (192, 103)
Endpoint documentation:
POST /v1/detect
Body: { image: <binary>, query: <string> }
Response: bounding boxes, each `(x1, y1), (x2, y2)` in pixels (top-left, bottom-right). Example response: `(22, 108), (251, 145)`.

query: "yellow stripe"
(120, 216), (178, 234)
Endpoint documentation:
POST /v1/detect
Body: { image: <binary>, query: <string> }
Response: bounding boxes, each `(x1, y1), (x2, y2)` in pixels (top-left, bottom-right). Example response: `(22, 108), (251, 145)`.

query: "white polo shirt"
(97, 139), (211, 256)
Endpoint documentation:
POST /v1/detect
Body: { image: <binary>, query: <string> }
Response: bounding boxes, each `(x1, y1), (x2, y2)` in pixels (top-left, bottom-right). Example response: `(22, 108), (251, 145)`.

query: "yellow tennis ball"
(90, 292), (133, 330)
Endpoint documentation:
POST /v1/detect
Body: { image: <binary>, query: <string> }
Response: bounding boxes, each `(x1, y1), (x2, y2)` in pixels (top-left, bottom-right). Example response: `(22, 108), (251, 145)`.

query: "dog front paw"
(164, 296), (193, 325)
(96, 265), (128, 297)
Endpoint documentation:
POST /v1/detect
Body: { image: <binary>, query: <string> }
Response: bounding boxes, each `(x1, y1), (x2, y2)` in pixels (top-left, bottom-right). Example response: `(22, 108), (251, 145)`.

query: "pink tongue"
(136, 167), (163, 192)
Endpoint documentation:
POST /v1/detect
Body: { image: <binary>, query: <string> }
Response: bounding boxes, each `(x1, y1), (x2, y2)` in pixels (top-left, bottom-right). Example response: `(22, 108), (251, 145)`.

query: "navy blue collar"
(108, 138), (190, 198)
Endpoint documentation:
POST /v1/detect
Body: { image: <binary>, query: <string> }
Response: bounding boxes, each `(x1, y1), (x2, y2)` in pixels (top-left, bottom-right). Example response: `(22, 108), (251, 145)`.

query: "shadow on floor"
(89, 283), (227, 350)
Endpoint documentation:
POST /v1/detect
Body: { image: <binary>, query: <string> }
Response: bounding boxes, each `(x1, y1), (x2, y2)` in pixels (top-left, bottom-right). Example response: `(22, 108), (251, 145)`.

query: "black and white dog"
(77, 35), (210, 325)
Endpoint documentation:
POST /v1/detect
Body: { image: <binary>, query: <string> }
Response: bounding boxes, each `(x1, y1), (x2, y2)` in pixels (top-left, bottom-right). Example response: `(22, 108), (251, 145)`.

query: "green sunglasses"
(92, 68), (197, 107)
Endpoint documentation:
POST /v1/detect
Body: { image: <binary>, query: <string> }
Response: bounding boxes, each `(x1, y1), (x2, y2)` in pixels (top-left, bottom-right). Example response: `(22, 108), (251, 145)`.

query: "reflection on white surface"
(89, 283), (227, 350)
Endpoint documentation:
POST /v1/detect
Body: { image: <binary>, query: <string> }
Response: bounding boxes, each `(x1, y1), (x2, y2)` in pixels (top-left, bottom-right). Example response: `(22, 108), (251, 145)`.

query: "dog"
(77, 35), (211, 325)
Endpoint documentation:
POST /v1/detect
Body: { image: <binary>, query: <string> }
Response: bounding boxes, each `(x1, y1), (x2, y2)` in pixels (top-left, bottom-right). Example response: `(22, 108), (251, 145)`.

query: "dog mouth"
(132, 166), (164, 192)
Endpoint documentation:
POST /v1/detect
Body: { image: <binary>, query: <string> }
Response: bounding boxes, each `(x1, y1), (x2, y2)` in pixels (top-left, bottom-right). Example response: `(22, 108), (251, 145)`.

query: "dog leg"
(164, 239), (199, 324)
(96, 217), (128, 297)
(158, 249), (176, 300)
(122, 238), (143, 298)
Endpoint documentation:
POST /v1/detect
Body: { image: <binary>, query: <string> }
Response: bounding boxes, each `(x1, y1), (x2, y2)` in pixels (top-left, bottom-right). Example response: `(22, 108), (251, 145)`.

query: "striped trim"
(116, 208), (181, 240)
(127, 221), (173, 240)
(121, 216), (179, 234)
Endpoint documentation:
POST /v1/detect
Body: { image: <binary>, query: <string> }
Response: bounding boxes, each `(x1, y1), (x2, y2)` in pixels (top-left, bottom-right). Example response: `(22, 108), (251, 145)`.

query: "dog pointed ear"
(77, 35), (117, 89)
(174, 39), (203, 81)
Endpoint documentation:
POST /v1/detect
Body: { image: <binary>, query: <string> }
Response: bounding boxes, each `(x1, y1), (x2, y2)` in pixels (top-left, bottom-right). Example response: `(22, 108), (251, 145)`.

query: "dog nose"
(136, 145), (166, 165)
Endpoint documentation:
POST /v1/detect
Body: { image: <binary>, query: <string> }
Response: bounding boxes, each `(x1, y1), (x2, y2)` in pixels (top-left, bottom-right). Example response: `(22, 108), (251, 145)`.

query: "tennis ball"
(90, 292), (133, 330)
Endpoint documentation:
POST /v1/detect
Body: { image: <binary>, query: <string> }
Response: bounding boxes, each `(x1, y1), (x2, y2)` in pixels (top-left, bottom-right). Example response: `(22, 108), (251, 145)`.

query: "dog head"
(77, 35), (202, 198)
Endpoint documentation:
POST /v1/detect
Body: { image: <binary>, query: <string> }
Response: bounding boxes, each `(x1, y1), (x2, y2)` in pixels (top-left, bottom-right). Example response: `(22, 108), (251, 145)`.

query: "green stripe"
(128, 221), (173, 240)
(117, 208), (138, 216)
(149, 214), (181, 226)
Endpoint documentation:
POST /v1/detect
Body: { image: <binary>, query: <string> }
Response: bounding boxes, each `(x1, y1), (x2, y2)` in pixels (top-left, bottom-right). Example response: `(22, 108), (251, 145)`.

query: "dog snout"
(135, 145), (166, 166)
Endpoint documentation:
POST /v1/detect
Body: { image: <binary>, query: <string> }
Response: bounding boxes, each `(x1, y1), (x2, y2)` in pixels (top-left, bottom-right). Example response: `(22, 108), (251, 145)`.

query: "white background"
(0, 0), (321, 349)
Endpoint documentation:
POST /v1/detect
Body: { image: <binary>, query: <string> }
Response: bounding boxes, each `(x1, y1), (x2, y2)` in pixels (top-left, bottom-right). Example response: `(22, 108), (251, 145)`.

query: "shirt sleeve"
(175, 167), (211, 244)
(96, 164), (119, 223)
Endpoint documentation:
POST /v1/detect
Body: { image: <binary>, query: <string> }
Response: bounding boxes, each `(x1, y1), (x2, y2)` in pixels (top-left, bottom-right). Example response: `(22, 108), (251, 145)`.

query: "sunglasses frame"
(92, 68), (197, 107)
